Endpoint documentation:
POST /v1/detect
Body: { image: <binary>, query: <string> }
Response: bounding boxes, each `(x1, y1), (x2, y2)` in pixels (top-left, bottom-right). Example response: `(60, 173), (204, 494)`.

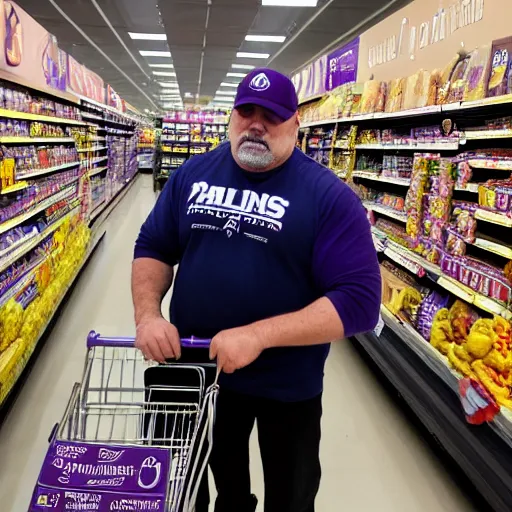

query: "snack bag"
(360, 80), (380, 114)
(464, 45), (492, 101)
(438, 53), (465, 104)
(459, 378), (500, 424)
(487, 37), (512, 97)
(385, 78), (405, 113)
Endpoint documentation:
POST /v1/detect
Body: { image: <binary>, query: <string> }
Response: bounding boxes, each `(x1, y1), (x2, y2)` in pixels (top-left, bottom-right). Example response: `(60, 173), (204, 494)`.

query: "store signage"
(368, 0), (485, 69)
(291, 55), (327, 102)
(326, 37), (359, 91)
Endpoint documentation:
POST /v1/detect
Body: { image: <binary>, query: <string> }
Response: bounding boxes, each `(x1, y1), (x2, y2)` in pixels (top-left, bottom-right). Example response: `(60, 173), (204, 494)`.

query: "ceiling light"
(152, 71), (176, 76)
(227, 72), (247, 78)
(236, 52), (269, 59)
(220, 82), (239, 88)
(149, 64), (174, 68)
(184, 92), (194, 98)
(262, 0), (317, 5)
(128, 32), (167, 40)
(216, 90), (237, 96)
(139, 50), (172, 57)
(159, 82), (180, 88)
(245, 35), (286, 43)
(214, 98), (234, 103)
(232, 64), (255, 70)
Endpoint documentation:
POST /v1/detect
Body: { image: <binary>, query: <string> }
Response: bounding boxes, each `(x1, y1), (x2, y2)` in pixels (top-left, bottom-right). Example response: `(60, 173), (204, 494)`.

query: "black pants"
(195, 388), (323, 512)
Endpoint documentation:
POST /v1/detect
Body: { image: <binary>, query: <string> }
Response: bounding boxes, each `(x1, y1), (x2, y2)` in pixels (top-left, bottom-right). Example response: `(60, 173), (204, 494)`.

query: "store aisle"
(0, 175), (475, 511)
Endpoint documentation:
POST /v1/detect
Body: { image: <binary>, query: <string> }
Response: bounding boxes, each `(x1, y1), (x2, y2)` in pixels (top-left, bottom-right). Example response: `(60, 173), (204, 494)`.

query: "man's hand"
(210, 325), (266, 374)
(135, 316), (181, 363)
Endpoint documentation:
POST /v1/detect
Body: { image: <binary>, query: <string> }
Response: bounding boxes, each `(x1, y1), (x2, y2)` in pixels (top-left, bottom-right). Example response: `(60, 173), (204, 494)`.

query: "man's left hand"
(210, 325), (266, 374)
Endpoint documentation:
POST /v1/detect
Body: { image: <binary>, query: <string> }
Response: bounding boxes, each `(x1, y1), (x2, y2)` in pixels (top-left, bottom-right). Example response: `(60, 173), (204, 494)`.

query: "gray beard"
(237, 144), (274, 170)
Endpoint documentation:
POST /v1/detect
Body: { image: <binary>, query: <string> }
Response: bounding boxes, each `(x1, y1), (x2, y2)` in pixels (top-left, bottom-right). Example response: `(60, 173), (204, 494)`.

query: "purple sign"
(30, 441), (170, 510)
(325, 37), (360, 91)
(30, 486), (165, 511)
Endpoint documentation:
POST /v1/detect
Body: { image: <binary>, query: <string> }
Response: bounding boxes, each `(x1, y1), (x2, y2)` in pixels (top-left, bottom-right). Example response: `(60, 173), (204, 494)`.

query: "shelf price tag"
(373, 314), (385, 337)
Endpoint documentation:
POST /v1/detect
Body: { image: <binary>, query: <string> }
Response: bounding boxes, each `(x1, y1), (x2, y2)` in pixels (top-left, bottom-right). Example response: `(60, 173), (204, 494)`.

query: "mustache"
(238, 135), (269, 150)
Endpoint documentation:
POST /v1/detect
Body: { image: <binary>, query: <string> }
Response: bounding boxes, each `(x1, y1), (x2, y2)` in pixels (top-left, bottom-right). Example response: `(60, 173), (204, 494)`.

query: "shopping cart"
(29, 330), (218, 512)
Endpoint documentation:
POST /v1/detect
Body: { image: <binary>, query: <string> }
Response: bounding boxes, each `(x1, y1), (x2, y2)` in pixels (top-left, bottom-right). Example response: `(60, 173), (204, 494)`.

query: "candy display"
(385, 78), (405, 113)
(405, 154), (432, 241)
(0, 83), (80, 120)
(402, 70), (430, 111)
(0, 220), (91, 404)
(1, 144), (78, 177)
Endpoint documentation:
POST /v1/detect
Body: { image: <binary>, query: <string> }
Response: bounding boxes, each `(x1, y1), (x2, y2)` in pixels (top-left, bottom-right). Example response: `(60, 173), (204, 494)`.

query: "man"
(132, 68), (381, 512)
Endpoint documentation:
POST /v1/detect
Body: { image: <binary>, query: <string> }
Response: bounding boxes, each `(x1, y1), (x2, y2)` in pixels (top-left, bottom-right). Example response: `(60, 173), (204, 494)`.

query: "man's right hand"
(135, 316), (181, 363)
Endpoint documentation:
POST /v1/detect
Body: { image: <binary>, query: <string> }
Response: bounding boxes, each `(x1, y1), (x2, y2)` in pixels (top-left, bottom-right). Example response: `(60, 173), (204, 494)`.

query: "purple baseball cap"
(234, 68), (298, 121)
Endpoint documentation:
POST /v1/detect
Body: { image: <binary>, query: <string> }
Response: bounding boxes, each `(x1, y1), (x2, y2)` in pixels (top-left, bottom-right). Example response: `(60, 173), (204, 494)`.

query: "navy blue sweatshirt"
(134, 142), (381, 401)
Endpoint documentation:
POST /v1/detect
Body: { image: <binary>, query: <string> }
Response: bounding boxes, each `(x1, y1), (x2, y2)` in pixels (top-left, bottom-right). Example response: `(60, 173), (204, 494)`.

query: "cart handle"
(87, 330), (211, 349)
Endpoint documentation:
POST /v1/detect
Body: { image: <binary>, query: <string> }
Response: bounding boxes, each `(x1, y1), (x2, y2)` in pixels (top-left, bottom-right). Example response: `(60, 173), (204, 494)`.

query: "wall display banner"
(66, 54), (105, 104)
(292, 55), (327, 103)
(0, 1), (67, 92)
(106, 84), (126, 112)
(325, 37), (360, 91)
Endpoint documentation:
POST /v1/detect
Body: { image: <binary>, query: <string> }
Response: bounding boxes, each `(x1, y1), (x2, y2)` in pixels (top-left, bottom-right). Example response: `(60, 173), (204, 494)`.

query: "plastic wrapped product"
(427, 70), (442, 106)
(488, 37), (512, 98)
(403, 70), (430, 110)
(416, 291), (449, 341)
(375, 82), (387, 113)
(447, 54), (472, 104)
(438, 53), (465, 104)
(360, 80), (380, 114)
(385, 78), (406, 113)
(464, 46), (493, 101)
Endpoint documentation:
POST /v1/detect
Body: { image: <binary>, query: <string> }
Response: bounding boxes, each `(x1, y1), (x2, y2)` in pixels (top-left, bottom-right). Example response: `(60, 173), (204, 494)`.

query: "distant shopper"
(132, 68), (381, 512)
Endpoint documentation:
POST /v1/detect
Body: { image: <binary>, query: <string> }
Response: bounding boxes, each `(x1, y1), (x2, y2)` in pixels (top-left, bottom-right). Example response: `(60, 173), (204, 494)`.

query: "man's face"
(229, 104), (299, 172)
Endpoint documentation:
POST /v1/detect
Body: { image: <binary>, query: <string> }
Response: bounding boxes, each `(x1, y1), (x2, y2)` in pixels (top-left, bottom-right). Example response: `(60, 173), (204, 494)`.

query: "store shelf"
(82, 156), (108, 166)
(468, 159), (512, 171)
(16, 161), (80, 180)
(0, 206), (80, 274)
(354, 313), (512, 512)
(459, 93), (512, 110)
(0, 136), (75, 144)
(0, 182), (29, 194)
(465, 129), (512, 140)
(455, 183), (480, 193)
(0, 185), (77, 235)
(376, 233), (512, 320)
(352, 171), (411, 186)
(87, 166), (108, 177)
(356, 142), (459, 151)
(0, 227), (106, 407)
(475, 209), (512, 228)
(0, 108), (86, 126)
(81, 112), (103, 121)
(363, 202), (407, 222)
(89, 174), (138, 227)
(77, 146), (107, 153)
(472, 236), (512, 260)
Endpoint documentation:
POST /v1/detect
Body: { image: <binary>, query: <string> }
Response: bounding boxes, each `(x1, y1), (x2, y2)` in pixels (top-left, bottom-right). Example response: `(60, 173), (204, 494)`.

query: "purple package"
(416, 290), (449, 341)
(32, 440), (170, 496)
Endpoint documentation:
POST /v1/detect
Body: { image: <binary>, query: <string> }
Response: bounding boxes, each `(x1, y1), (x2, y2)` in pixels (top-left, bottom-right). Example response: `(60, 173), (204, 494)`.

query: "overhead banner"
(292, 55), (327, 103)
(66, 54), (105, 104)
(325, 37), (360, 91)
(0, 1), (67, 92)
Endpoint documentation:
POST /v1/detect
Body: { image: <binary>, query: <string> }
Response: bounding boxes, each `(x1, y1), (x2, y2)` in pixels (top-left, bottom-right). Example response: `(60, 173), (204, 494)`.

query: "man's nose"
(248, 117), (265, 135)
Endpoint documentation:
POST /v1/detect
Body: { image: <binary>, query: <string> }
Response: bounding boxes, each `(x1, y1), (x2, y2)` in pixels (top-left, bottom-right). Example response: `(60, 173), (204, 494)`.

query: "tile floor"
(0, 175), (475, 511)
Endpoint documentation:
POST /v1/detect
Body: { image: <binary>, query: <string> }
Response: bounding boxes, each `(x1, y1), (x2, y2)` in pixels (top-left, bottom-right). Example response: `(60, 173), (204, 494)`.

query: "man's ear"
(295, 112), (300, 128)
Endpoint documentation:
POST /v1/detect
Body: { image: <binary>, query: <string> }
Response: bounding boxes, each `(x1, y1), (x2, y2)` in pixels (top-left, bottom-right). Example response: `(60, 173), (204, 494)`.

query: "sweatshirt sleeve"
(312, 182), (381, 338)
(133, 170), (182, 266)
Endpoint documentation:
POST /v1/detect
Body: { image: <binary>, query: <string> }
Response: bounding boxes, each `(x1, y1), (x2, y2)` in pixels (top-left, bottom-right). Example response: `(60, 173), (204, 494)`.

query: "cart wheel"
(48, 423), (59, 443)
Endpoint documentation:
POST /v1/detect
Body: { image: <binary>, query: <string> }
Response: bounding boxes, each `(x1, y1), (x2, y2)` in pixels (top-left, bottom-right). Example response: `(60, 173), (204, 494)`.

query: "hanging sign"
(325, 37), (360, 90)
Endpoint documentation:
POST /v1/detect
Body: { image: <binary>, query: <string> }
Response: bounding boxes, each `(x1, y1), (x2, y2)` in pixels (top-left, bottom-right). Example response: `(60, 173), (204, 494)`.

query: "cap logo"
(249, 72), (271, 92)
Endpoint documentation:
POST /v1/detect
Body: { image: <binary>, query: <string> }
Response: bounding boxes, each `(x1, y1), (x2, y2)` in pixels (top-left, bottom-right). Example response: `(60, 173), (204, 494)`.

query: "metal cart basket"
(29, 331), (218, 512)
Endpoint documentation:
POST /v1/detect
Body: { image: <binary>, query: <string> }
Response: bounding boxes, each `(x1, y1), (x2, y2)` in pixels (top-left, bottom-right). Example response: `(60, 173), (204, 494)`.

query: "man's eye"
(263, 111), (281, 125)
(238, 106), (255, 117)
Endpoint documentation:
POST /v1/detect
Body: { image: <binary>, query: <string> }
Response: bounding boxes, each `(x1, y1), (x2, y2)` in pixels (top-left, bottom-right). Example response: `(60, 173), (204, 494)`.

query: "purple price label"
(30, 485), (165, 511)
(35, 441), (170, 495)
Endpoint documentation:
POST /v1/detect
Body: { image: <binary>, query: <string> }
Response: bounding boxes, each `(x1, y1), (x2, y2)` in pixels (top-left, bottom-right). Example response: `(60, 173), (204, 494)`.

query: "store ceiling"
(16, 0), (413, 113)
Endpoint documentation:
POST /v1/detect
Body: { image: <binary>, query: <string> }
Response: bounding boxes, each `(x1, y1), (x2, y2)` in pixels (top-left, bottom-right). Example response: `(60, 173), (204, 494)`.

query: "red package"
(459, 378), (500, 425)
